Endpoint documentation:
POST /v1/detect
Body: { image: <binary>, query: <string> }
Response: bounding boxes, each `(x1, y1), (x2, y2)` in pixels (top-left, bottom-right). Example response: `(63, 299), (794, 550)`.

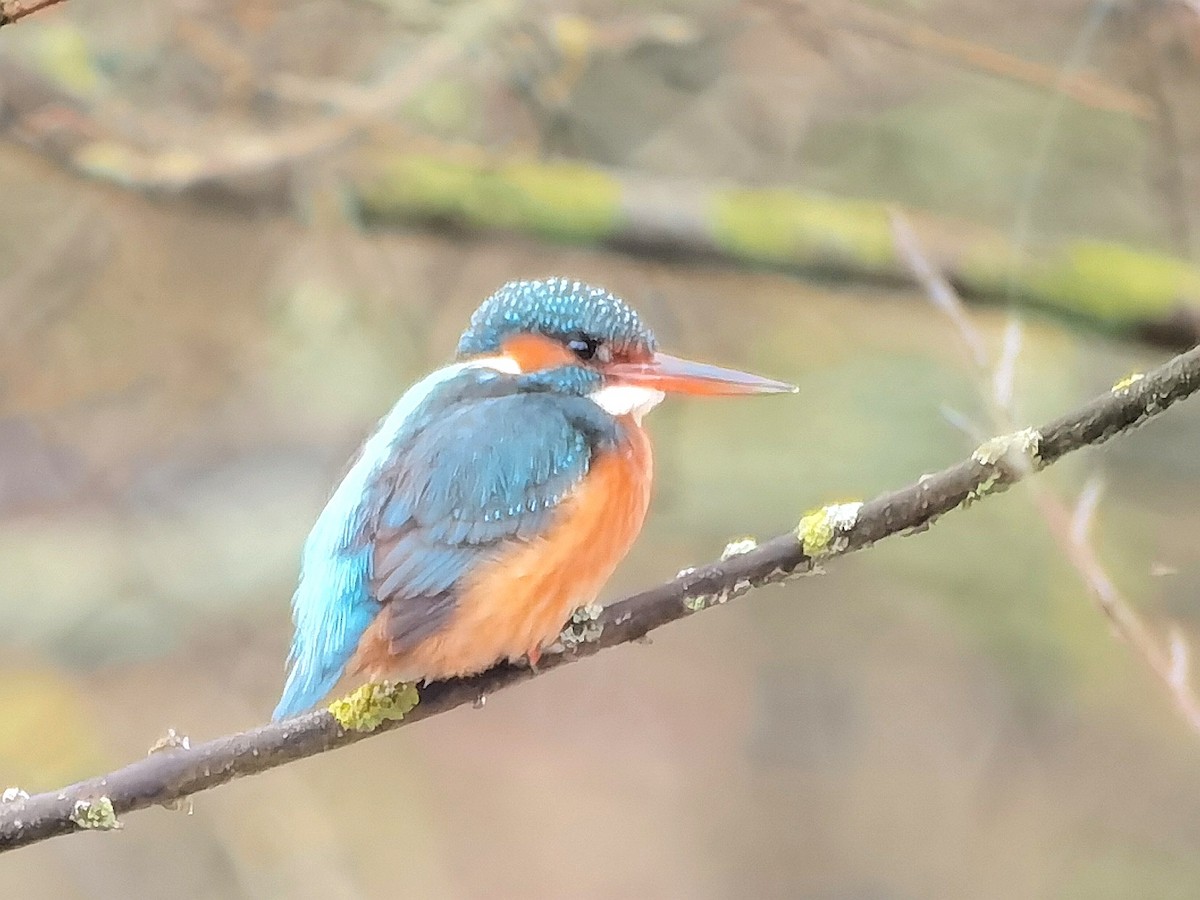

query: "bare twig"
(1040, 480), (1200, 733)
(766, 0), (1153, 120)
(889, 210), (989, 370)
(0, 0), (67, 28)
(35, 1), (518, 192)
(892, 209), (1200, 738)
(2, 339), (1198, 852)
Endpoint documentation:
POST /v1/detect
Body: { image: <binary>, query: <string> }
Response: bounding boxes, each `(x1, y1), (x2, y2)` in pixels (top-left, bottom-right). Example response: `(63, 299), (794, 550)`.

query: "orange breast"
(351, 418), (653, 683)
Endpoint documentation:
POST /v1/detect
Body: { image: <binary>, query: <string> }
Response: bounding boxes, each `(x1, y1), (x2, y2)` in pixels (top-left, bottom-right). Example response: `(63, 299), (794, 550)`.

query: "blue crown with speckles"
(455, 278), (657, 359)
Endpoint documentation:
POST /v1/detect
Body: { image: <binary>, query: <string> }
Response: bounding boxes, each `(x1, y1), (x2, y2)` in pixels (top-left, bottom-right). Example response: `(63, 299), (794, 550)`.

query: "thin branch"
(889, 210), (989, 370)
(891, 208), (1200, 738)
(2, 340), (1198, 852)
(1037, 480), (1200, 733)
(5, 0), (518, 193)
(0, 0), (67, 28)
(764, 0), (1154, 120)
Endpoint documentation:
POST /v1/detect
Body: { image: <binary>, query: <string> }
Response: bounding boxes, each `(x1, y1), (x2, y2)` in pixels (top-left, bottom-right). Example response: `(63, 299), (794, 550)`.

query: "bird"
(272, 277), (795, 720)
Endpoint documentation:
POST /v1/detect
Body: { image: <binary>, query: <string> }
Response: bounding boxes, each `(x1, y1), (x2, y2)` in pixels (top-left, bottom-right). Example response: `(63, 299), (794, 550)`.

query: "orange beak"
(604, 352), (796, 396)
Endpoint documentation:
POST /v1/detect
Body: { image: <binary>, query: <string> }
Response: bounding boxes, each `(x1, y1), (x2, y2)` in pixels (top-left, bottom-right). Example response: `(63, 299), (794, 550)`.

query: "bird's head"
(456, 278), (795, 419)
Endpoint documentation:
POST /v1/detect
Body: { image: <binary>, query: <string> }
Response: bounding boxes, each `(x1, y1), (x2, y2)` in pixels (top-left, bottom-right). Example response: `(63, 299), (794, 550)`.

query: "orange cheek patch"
(501, 333), (577, 372)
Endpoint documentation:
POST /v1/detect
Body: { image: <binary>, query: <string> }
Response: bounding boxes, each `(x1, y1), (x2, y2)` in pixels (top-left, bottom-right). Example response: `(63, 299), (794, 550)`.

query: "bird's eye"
(567, 335), (600, 361)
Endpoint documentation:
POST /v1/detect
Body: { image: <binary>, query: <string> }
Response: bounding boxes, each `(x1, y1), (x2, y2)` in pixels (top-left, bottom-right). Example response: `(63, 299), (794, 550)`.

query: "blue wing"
(367, 392), (610, 656)
(273, 366), (614, 720)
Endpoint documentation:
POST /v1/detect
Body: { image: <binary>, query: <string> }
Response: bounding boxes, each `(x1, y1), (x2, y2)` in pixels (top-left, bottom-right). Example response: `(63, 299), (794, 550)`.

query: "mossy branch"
(2, 343), (1198, 854)
(352, 152), (1200, 350)
(1, 45), (1198, 347)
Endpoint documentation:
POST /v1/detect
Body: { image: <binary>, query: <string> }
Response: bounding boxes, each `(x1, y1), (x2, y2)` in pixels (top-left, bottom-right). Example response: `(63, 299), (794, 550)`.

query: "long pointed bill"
(604, 352), (797, 396)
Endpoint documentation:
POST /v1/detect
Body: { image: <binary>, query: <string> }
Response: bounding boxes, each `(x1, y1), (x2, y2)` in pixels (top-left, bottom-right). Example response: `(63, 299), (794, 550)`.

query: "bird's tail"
(273, 657), (345, 721)
(272, 549), (376, 721)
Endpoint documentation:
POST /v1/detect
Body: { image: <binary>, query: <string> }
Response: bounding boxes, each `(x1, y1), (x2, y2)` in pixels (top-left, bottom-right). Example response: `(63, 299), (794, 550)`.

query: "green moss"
(962, 239), (1200, 328)
(356, 154), (624, 242)
(1027, 241), (1200, 324)
(70, 796), (119, 831)
(496, 163), (624, 239)
(356, 151), (1200, 337)
(710, 189), (897, 274)
(328, 681), (419, 733)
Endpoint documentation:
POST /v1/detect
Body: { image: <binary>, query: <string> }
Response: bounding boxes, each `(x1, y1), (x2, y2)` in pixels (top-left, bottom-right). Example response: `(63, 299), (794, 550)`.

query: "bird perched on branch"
(273, 278), (794, 720)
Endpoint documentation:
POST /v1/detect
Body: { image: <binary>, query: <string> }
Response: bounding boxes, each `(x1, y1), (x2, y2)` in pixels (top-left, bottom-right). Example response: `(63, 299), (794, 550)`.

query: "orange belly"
(351, 418), (652, 683)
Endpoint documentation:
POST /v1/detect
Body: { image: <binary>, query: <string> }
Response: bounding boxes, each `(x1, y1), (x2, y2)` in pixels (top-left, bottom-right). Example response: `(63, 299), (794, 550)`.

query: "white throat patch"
(588, 384), (665, 421)
(477, 355), (523, 376)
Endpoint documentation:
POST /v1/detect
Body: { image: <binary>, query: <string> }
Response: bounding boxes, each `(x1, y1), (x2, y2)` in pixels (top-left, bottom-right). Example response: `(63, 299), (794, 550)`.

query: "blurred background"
(3, 0), (1200, 896)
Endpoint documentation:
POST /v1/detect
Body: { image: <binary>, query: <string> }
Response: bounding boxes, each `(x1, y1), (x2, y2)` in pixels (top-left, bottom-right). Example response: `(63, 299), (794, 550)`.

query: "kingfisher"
(273, 278), (794, 720)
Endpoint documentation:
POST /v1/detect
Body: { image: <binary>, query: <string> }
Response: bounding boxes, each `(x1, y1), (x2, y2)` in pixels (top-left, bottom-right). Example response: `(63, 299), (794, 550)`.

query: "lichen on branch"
(1, 342), (1198, 854)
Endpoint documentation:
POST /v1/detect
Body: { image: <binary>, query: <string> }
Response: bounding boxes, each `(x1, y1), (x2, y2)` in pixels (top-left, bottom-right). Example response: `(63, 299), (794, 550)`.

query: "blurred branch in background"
(3, 337), (1200, 854)
(892, 209), (1200, 736)
(1109, 0), (1200, 258)
(0, 0), (67, 29)
(355, 153), (1200, 350)
(767, 0), (1154, 120)
(0, 1), (520, 201)
(2, 3), (1200, 349)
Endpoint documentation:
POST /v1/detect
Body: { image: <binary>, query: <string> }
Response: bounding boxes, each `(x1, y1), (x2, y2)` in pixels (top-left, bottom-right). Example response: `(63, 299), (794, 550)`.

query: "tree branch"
(891, 207), (1200, 736)
(0, 0), (67, 28)
(2, 342), (1199, 852)
(3, 37), (1199, 347)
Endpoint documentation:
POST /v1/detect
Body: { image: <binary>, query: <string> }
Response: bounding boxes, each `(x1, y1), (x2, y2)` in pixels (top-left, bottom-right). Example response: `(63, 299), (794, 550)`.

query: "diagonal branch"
(0, 0), (67, 28)
(891, 207), (1200, 738)
(2, 342), (1199, 853)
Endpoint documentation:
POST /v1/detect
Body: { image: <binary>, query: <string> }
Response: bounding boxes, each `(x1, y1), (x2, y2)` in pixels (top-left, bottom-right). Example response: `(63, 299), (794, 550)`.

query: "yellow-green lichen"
(1112, 372), (1145, 392)
(797, 501), (863, 557)
(964, 428), (1041, 507)
(328, 681), (420, 733)
(683, 593), (710, 612)
(972, 427), (1041, 467)
(70, 796), (120, 831)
